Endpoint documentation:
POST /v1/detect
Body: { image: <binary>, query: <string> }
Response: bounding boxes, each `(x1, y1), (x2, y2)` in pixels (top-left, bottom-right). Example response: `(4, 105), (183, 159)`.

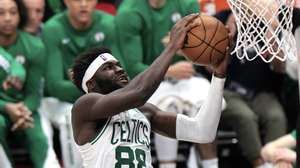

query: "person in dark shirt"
(214, 9), (287, 168)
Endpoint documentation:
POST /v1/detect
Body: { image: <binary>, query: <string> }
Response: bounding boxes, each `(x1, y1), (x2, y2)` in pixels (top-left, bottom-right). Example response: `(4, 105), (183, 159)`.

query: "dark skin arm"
(73, 14), (200, 144)
(139, 103), (177, 138)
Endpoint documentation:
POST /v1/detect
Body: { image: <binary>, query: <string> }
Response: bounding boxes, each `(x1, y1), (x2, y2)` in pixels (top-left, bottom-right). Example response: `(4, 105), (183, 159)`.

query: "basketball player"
(116, 0), (224, 167)
(71, 14), (230, 168)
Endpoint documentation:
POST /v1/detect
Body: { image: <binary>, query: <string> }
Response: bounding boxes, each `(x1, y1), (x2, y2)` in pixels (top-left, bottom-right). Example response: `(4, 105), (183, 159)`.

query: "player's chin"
(77, 16), (91, 24)
(118, 80), (129, 86)
(1, 28), (16, 36)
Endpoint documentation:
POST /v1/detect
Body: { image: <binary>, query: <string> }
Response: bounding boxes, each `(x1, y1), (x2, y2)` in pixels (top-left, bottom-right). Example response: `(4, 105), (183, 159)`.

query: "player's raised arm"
(147, 45), (230, 143)
(71, 14), (200, 120)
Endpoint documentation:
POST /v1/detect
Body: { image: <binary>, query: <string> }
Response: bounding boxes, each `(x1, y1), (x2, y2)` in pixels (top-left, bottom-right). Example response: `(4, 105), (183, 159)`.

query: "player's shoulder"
(117, 0), (150, 26)
(0, 47), (12, 59)
(118, 0), (148, 14)
(94, 10), (114, 20)
(16, 31), (45, 62)
(73, 93), (103, 114)
(17, 31), (44, 49)
(43, 11), (66, 31)
(93, 11), (114, 26)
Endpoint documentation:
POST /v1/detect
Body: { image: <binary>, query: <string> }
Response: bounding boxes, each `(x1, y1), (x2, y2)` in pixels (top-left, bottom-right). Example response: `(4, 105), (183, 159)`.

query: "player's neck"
(148, 0), (166, 9)
(23, 26), (38, 36)
(68, 15), (92, 31)
(0, 32), (17, 47)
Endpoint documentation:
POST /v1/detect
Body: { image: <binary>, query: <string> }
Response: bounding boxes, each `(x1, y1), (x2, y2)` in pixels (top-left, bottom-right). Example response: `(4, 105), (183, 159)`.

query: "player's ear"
(86, 79), (96, 92)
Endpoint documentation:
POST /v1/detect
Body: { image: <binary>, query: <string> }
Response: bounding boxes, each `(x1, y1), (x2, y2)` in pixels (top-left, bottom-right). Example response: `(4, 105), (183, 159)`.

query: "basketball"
(182, 15), (229, 65)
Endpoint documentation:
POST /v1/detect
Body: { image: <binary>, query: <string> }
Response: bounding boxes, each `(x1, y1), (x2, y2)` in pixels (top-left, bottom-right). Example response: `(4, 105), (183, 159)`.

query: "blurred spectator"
(116, 1), (226, 168)
(0, 0), (60, 167)
(281, 7), (300, 131)
(23, 0), (45, 35)
(22, 1), (64, 167)
(261, 130), (296, 168)
(283, 7), (300, 168)
(0, 47), (26, 168)
(214, 10), (287, 168)
(276, 8), (300, 167)
(41, 0), (123, 167)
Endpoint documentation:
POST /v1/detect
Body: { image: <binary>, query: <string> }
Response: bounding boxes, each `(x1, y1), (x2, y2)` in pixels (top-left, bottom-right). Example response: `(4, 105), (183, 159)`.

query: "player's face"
(0, 0), (19, 36)
(23, 0), (44, 34)
(93, 61), (129, 92)
(64, 0), (97, 25)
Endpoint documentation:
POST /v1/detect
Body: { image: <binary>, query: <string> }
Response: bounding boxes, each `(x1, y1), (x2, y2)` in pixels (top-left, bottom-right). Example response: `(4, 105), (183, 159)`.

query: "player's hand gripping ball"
(182, 15), (229, 66)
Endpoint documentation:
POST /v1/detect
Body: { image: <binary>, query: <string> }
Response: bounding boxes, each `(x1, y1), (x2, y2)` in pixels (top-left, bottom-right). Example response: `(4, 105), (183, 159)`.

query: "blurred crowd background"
(0, 0), (300, 168)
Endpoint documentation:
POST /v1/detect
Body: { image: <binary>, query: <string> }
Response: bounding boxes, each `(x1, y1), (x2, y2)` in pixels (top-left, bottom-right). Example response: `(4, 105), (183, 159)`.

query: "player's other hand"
(162, 33), (187, 57)
(166, 61), (195, 80)
(168, 13), (199, 51)
(2, 76), (24, 91)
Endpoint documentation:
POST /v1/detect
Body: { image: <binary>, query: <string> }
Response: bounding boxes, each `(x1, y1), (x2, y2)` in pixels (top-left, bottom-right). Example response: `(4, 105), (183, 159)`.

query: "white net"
(227, 0), (297, 62)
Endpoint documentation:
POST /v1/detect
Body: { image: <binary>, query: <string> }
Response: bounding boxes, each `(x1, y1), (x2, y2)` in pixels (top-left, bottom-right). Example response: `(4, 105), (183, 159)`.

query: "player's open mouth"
(118, 75), (128, 82)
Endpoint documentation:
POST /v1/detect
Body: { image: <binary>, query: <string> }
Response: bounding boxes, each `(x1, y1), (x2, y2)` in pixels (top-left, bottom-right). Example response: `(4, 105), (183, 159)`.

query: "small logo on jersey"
(0, 55), (11, 73)
(15, 55), (26, 65)
(94, 32), (105, 42)
(100, 54), (107, 61)
(171, 12), (182, 23)
(62, 38), (70, 44)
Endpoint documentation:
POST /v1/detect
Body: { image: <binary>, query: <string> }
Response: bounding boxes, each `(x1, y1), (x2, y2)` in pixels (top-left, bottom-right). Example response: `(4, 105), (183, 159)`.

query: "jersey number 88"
(115, 146), (146, 168)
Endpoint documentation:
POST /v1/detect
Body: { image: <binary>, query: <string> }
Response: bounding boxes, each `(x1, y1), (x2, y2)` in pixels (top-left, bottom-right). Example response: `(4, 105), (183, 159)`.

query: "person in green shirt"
(0, 48), (29, 168)
(0, 0), (60, 167)
(41, 0), (124, 167)
(23, 0), (45, 36)
(116, 0), (223, 168)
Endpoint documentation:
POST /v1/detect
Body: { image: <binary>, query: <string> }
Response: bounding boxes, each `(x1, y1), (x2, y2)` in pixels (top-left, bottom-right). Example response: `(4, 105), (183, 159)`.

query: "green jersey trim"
(91, 118), (111, 145)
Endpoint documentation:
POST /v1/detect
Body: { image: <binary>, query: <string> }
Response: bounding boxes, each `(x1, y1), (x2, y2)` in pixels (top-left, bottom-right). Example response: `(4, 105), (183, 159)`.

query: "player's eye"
(103, 64), (113, 70)
(116, 63), (121, 67)
(103, 66), (109, 70)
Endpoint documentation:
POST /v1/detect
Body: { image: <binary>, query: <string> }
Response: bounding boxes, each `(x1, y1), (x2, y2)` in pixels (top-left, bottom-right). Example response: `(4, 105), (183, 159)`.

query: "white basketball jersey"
(77, 109), (153, 168)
